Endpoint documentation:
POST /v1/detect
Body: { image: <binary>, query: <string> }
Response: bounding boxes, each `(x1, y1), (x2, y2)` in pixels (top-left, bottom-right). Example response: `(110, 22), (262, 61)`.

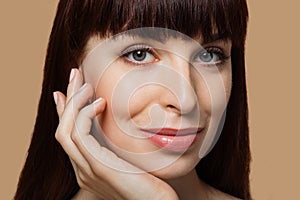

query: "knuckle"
(92, 165), (104, 177)
(85, 168), (95, 179)
(54, 129), (62, 142)
(55, 124), (69, 141)
(77, 171), (89, 186)
(77, 178), (86, 189)
(70, 130), (79, 142)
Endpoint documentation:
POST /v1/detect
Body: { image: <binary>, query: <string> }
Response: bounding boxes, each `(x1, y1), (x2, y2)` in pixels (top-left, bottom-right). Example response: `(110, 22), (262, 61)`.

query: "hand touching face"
(53, 69), (180, 200)
(81, 28), (232, 179)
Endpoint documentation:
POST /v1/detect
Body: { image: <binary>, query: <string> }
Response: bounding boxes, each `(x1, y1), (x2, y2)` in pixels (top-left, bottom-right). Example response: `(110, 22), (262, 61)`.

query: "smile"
(140, 128), (203, 152)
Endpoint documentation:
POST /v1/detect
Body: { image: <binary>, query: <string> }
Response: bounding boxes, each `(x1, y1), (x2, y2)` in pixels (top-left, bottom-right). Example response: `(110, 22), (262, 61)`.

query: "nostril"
(166, 104), (180, 113)
(167, 104), (177, 109)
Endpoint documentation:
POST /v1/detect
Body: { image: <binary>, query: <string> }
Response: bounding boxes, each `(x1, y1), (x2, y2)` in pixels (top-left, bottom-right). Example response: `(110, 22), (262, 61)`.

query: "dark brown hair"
(15, 0), (250, 199)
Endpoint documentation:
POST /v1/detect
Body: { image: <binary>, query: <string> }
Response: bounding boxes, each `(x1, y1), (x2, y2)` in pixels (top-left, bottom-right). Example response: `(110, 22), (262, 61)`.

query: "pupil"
(201, 52), (213, 62)
(133, 51), (146, 61)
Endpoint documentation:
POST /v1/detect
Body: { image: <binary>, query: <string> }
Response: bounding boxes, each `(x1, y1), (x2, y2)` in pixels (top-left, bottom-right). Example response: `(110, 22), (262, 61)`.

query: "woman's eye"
(122, 47), (158, 65)
(129, 50), (153, 62)
(198, 52), (216, 63)
(194, 48), (229, 65)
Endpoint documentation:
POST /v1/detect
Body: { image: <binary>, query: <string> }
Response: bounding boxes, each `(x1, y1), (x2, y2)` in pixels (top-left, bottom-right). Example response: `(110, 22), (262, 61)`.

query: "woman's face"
(81, 29), (232, 179)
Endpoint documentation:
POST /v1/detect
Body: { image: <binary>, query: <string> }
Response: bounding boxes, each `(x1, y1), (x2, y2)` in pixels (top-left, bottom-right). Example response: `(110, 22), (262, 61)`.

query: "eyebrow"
(111, 31), (229, 45)
(202, 34), (230, 45)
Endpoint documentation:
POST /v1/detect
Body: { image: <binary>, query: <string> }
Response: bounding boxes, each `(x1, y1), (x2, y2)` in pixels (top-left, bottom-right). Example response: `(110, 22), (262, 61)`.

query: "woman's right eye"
(121, 46), (159, 65)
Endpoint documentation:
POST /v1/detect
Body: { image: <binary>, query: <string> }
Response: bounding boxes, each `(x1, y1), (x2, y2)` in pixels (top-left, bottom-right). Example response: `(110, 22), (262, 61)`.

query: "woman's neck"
(164, 169), (208, 199)
(165, 169), (239, 200)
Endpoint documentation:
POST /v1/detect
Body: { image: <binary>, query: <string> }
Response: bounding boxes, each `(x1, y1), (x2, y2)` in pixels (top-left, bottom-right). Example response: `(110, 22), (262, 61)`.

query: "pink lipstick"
(141, 128), (203, 152)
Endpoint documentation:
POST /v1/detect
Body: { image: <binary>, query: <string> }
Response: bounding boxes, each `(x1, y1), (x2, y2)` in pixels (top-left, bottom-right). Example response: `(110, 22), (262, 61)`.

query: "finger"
(69, 158), (84, 188)
(73, 133), (163, 199)
(53, 91), (79, 171)
(53, 91), (66, 120)
(58, 83), (94, 138)
(67, 97), (105, 177)
(71, 97), (108, 163)
(55, 83), (94, 169)
(71, 97), (142, 175)
(69, 97), (130, 171)
(66, 68), (84, 104)
(69, 96), (178, 200)
(73, 97), (106, 137)
(56, 135), (91, 177)
(70, 99), (173, 199)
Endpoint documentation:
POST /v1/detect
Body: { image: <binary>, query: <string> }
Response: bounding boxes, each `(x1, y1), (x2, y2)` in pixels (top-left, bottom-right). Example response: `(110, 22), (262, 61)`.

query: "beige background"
(1, 1), (299, 199)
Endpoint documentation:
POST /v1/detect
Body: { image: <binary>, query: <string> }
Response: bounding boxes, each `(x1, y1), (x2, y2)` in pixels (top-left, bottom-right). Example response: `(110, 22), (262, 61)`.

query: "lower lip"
(142, 132), (200, 152)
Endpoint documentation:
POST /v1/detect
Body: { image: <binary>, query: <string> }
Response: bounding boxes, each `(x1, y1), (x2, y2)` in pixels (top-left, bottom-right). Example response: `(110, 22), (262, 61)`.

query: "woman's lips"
(140, 128), (203, 152)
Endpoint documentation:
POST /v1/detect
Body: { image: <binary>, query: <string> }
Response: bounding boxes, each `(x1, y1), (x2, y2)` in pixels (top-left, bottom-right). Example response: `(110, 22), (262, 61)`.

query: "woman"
(15, 0), (251, 199)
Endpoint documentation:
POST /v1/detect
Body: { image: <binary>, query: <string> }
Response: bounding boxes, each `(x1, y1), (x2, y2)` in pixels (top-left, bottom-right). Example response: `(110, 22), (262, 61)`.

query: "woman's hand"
(53, 68), (179, 200)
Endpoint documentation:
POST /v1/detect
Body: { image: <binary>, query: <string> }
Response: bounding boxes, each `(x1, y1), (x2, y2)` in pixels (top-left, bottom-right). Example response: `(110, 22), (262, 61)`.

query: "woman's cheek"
(127, 85), (165, 127)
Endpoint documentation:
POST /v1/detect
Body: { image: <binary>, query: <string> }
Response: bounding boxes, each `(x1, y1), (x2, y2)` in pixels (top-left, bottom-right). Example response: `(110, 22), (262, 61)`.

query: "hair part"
(15, 0), (250, 199)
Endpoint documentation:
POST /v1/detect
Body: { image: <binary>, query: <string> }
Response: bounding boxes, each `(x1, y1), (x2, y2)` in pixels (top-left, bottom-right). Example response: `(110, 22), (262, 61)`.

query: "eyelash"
(194, 47), (230, 67)
(120, 45), (159, 66)
(120, 45), (230, 67)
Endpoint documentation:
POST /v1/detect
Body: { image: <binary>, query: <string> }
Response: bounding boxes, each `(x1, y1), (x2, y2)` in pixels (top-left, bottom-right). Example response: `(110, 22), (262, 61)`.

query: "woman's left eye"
(194, 47), (228, 65)
(121, 47), (158, 65)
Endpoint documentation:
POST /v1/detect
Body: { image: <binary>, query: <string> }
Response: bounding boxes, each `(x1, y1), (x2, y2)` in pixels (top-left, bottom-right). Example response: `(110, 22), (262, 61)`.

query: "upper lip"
(140, 128), (203, 136)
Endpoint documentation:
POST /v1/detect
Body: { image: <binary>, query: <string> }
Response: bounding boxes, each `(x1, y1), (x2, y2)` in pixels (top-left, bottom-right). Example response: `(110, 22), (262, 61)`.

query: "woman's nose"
(159, 57), (198, 115)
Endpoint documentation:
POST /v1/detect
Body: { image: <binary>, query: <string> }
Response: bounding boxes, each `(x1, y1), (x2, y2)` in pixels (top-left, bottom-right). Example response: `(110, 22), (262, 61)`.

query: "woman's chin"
(147, 157), (198, 180)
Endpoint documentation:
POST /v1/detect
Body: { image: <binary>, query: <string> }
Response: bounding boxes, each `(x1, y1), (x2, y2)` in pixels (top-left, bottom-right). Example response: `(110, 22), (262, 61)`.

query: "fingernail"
(69, 68), (76, 82)
(93, 97), (103, 105)
(53, 92), (58, 105)
(81, 83), (88, 89)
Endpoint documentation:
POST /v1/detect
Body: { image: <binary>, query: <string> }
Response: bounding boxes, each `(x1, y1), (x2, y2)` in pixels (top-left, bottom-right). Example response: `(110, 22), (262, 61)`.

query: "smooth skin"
(54, 68), (240, 200)
(53, 32), (241, 199)
(54, 69), (179, 200)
